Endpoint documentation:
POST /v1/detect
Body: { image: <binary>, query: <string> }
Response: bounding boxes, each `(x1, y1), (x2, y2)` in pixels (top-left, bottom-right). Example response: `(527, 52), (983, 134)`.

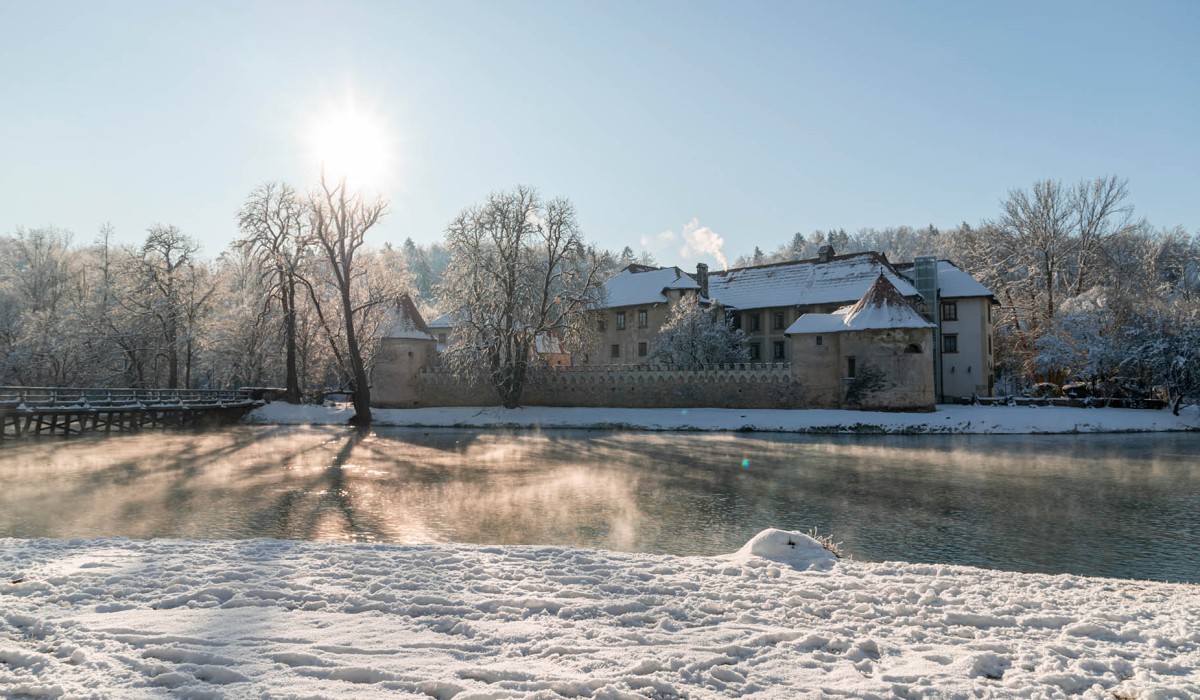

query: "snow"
(601, 266), (701, 309)
(781, 313), (849, 334)
(2, 533), (1197, 698)
(895, 260), (996, 300)
(427, 312), (455, 330)
(381, 327), (435, 340)
(931, 260), (995, 299)
(379, 294), (436, 340)
(708, 253), (920, 310)
(785, 274), (935, 335)
(249, 402), (1200, 434)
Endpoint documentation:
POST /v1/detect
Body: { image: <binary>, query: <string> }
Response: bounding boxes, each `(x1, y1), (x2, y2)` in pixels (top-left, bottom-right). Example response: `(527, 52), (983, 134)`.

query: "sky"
(1, 1), (1197, 269)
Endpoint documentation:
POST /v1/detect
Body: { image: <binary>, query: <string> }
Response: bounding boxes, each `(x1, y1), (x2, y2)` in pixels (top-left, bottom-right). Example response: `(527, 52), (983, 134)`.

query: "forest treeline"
(1, 176), (1197, 407)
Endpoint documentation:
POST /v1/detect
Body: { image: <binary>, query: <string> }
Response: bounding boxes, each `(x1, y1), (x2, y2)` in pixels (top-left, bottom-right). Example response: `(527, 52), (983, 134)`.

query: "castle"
(371, 248), (996, 411)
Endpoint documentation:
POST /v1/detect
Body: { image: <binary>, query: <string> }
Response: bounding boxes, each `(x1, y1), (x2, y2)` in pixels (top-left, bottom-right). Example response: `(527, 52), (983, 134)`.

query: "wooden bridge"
(0, 387), (261, 439)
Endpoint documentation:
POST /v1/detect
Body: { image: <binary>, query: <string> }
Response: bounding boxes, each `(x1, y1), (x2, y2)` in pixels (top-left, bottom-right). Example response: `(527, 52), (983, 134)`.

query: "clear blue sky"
(2, 1), (1196, 267)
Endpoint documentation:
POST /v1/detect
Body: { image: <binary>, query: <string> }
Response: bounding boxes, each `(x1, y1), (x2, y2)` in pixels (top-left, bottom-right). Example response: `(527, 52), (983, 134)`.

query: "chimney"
(818, 245), (835, 263)
(695, 262), (709, 298)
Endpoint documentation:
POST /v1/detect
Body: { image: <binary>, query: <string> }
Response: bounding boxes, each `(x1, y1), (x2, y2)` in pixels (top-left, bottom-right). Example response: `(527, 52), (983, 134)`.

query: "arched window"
(904, 343), (922, 354)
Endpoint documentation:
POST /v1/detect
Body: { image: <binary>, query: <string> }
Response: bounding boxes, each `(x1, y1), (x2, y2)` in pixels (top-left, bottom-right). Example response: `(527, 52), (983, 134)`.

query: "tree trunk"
(341, 275), (372, 424)
(283, 276), (301, 403)
(167, 317), (179, 389)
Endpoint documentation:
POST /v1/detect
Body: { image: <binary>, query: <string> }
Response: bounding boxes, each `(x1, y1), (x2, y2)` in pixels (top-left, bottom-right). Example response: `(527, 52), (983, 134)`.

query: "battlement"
(400, 361), (804, 409)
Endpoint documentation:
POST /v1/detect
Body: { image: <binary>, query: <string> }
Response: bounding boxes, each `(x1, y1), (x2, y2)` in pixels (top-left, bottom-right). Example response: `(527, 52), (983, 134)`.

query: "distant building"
(895, 259), (998, 400)
(589, 264), (708, 364)
(372, 294), (438, 407)
(706, 247), (918, 364)
(372, 248), (995, 410)
(785, 273), (935, 411)
(590, 247), (997, 403)
(425, 312), (453, 352)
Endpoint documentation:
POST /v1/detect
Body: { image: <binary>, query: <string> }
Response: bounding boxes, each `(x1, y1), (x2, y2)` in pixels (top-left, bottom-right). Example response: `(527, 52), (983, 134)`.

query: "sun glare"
(303, 98), (393, 190)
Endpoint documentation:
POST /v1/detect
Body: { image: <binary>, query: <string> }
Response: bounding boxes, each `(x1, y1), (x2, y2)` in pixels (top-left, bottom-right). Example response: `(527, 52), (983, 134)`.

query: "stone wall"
(789, 327), (936, 412)
(371, 335), (935, 411)
(408, 362), (807, 409)
(370, 337), (439, 408)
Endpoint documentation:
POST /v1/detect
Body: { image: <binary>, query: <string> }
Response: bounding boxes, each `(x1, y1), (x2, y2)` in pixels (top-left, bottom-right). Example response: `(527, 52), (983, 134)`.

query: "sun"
(303, 97), (393, 190)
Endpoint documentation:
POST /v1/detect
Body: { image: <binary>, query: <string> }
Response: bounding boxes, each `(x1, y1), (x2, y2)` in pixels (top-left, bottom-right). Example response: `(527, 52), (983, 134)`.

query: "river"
(2, 426), (1197, 582)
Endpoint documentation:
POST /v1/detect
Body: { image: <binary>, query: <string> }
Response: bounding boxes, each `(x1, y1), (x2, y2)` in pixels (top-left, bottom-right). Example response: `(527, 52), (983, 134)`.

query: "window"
(847, 356), (856, 378)
(637, 309), (648, 329)
(773, 340), (786, 360)
(748, 313), (761, 332)
(616, 312), (626, 330)
(437, 333), (447, 344)
(730, 313), (741, 330)
(988, 336), (992, 356)
(904, 343), (922, 353)
(772, 312), (785, 330)
(611, 344), (621, 359)
(943, 334), (958, 354)
(748, 343), (761, 361)
(638, 341), (647, 357)
(941, 301), (958, 321)
(597, 318), (606, 332)
(815, 335), (823, 346)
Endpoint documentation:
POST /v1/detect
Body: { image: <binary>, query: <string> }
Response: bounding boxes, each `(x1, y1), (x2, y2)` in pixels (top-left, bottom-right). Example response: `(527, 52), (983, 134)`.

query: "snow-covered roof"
(535, 333), (565, 355)
(707, 252), (920, 310)
(600, 265), (702, 309)
(785, 314), (850, 334)
(380, 294), (435, 340)
(895, 260), (996, 300)
(785, 274), (935, 335)
(426, 312), (455, 330)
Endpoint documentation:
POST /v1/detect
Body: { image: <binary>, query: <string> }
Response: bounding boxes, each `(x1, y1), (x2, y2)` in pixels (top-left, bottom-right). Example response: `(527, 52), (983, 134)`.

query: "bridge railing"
(0, 386), (253, 409)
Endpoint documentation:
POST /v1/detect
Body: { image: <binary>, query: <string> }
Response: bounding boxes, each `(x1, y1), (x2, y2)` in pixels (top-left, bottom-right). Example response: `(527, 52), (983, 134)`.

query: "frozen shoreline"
(2, 532), (1197, 698)
(248, 402), (1200, 435)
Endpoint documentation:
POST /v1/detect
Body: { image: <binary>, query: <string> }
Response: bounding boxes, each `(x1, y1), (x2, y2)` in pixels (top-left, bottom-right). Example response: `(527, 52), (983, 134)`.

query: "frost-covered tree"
(1123, 305), (1200, 414)
(646, 293), (749, 366)
(308, 173), (389, 424)
(1034, 288), (1126, 386)
(128, 225), (214, 389)
(440, 186), (605, 408)
(0, 226), (82, 385)
(236, 181), (311, 402)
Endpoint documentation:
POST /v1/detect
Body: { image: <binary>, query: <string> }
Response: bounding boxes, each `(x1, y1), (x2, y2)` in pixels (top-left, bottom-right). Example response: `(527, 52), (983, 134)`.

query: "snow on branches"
(646, 293), (749, 366)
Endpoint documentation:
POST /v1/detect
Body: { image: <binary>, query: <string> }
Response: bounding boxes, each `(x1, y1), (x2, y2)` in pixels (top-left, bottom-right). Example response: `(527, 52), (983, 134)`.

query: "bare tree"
(236, 181), (311, 402)
(308, 173), (389, 424)
(440, 186), (605, 408)
(0, 227), (89, 385)
(1070, 175), (1138, 296)
(131, 225), (214, 388)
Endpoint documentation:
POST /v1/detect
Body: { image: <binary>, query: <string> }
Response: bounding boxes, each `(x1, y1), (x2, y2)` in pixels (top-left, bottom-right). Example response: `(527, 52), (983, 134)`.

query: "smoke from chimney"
(681, 218), (728, 270)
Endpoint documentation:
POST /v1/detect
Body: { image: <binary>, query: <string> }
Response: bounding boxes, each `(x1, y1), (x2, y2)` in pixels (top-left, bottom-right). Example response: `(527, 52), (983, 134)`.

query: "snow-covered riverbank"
(248, 402), (1200, 435)
(2, 531), (1196, 698)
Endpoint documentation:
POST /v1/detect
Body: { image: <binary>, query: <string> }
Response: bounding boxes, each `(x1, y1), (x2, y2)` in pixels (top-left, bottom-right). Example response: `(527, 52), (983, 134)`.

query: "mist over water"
(2, 426), (1197, 583)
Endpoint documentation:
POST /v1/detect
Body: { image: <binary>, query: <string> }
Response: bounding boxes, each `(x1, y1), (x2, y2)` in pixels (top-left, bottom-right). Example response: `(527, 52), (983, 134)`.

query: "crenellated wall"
(404, 362), (808, 409)
(371, 335), (934, 411)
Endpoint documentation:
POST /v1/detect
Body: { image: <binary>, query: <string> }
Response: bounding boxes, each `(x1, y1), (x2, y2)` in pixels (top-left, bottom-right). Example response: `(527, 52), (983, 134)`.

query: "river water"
(2, 426), (1197, 582)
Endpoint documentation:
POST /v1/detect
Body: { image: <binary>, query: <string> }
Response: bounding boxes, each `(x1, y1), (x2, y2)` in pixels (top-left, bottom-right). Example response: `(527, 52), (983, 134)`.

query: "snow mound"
(726, 528), (837, 570)
(246, 402), (354, 425)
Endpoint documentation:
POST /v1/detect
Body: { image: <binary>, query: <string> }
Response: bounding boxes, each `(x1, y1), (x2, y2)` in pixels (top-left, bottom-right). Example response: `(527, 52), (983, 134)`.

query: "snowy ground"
(2, 531), (1197, 699)
(249, 402), (1200, 435)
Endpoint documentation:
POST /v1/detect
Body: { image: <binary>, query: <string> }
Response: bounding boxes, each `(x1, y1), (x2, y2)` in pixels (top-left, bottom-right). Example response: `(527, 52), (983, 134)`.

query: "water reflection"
(1, 427), (1197, 582)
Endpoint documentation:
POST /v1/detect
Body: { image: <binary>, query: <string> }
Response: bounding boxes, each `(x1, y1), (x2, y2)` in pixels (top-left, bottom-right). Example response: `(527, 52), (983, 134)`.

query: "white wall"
(939, 297), (993, 399)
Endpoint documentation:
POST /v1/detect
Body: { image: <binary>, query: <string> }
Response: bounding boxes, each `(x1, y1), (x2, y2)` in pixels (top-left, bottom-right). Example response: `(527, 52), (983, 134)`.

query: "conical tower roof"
(841, 273), (934, 330)
(380, 293), (435, 339)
